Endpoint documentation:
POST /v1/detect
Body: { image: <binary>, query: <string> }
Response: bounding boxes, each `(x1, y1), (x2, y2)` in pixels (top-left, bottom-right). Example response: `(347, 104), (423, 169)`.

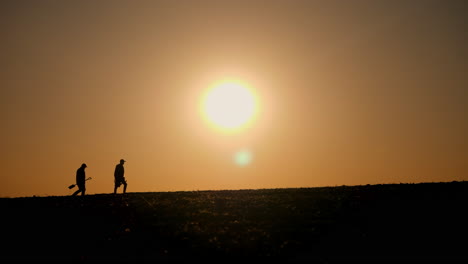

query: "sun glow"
(201, 80), (258, 132)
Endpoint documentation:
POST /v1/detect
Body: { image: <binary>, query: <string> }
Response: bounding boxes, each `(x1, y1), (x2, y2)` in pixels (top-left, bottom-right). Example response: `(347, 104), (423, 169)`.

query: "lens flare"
(234, 149), (253, 167)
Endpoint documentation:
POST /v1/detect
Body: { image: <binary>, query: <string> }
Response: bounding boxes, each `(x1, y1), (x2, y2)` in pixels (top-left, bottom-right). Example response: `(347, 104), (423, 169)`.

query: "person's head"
(81, 163), (87, 168)
(120, 159), (126, 165)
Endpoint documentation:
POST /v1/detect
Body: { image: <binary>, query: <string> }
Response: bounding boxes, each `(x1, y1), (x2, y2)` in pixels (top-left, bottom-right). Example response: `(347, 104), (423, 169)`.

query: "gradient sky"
(1, 0), (467, 197)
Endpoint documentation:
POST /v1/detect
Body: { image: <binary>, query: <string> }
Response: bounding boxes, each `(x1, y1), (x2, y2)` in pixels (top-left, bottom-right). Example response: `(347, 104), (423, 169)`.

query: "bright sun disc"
(201, 81), (257, 131)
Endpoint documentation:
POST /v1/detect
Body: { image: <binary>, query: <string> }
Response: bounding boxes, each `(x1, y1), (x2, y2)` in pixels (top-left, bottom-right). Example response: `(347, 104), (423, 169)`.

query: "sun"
(201, 80), (258, 132)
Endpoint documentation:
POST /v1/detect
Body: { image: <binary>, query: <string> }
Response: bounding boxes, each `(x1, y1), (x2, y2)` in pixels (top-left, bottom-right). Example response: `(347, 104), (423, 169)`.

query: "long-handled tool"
(68, 177), (92, 189)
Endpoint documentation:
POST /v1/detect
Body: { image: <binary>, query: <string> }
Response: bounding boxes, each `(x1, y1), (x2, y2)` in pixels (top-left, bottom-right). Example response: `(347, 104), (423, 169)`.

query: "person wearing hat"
(114, 159), (127, 194)
(72, 163), (87, 196)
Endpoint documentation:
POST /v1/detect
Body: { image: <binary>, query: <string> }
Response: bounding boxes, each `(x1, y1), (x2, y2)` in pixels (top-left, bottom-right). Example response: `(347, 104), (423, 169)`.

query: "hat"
(82, 163), (87, 167)
(120, 159), (126, 163)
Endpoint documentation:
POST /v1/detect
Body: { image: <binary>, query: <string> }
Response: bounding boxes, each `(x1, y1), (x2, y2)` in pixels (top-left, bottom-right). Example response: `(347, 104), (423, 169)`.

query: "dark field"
(1, 182), (468, 262)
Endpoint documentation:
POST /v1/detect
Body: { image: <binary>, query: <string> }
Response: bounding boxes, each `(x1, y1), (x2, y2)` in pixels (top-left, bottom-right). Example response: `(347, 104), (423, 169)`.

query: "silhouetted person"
(72, 163), (87, 196)
(114, 159), (127, 194)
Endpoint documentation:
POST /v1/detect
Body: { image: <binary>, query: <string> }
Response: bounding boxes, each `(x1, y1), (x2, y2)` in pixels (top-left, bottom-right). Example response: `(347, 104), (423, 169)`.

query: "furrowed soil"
(1, 182), (467, 262)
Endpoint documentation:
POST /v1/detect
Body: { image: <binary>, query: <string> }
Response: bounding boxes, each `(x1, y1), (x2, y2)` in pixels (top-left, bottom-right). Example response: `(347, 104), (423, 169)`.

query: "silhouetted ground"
(1, 181), (468, 262)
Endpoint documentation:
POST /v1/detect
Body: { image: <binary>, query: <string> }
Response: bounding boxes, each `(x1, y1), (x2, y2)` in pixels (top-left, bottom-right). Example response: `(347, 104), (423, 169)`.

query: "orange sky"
(1, 0), (467, 197)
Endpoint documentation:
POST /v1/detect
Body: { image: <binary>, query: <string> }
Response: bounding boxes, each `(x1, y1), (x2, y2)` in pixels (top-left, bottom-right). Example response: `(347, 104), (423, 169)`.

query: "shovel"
(68, 177), (92, 189)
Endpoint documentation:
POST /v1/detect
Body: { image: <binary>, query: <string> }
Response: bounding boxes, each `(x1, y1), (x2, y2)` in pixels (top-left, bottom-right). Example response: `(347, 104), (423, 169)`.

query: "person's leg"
(72, 189), (80, 196)
(82, 186), (86, 196)
(123, 182), (127, 194)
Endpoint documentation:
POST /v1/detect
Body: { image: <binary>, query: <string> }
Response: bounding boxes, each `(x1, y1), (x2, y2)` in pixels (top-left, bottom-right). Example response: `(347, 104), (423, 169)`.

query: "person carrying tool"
(72, 163), (87, 196)
(114, 159), (127, 194)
